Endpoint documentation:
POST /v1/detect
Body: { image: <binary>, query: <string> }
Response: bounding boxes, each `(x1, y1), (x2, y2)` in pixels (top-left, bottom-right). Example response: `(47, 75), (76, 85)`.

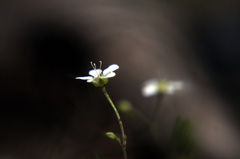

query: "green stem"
(101, 86), (127, 159)
(151, 93), (163, 122)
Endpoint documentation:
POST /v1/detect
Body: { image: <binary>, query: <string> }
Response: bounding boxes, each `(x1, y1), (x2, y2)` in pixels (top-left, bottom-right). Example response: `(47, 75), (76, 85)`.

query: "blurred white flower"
(76, 61), (119, 87)
(142, 79), (183, 97)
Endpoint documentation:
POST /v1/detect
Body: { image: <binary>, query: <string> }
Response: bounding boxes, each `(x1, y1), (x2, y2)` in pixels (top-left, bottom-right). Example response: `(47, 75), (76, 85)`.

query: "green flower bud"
(105, 132), (121, 144)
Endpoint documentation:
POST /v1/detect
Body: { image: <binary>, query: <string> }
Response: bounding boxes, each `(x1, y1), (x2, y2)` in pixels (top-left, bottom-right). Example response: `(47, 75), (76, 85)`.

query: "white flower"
(76, 61), (119, 87)
(142, 79), (183, 97)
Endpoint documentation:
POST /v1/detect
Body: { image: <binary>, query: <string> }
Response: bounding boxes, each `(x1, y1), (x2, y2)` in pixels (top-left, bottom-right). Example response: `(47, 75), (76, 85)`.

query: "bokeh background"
(0, 0), (240, 159)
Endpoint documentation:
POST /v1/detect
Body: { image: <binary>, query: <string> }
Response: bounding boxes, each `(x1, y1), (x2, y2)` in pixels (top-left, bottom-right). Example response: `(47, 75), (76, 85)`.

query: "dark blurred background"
(0, 0), (240, 159)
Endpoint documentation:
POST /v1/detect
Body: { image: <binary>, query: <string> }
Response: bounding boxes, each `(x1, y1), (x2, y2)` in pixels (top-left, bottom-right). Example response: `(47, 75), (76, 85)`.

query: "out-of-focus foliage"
(171, 117), (195, 159)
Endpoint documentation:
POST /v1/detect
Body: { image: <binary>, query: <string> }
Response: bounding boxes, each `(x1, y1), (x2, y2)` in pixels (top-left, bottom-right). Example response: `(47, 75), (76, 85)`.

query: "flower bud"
(105, 132), (121, 144)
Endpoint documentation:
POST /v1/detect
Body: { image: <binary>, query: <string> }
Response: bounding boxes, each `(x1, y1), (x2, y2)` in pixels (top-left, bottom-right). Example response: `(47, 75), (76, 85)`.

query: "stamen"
(90, 61), (97, 71)
(90, 61), (95, 69)
(91, 61), (100, 76)
(99, 61), (102, 75)
(99, 61), (102, 70)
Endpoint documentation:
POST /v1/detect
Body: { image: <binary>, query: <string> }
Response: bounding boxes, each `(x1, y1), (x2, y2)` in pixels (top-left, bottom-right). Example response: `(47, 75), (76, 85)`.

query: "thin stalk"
(151, 93), (163, 122)
(101, 86), (127, 159)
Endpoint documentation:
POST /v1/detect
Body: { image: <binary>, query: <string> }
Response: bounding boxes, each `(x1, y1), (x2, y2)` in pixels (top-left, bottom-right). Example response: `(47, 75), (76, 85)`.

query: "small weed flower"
(76, 61), (119, 87)
(142, 79), (183, 97)
(76, 61), (127, 159)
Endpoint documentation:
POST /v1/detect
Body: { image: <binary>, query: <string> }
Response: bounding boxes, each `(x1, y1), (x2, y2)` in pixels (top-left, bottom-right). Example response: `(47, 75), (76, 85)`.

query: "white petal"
(103, 64), (119, 75)
(166, 81), (183, 94)
(166, 85), (175, 94)
(103, 72), (116, 78)
(75, 76), (93, 80)
(142, 84), (158, 97)
(170, 81), (183, 89)
(142, 79), (158, 97)
(87, 78), (94, 83)
(89, 69), (102, 77)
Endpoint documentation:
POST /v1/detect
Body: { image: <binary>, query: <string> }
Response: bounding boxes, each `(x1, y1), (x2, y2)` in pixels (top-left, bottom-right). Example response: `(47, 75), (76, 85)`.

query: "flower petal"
(89, 69), (102, 77)
(142, 84), (158, 97)
(103, 72), (116, 78)
(166, 81), (183, 94)
(87, 78), (94, 83)
(75, 76), (93, 80)
(142, 79), (158, 97)
(103, 64), (119, 75)
(88, 76), (99, 83)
